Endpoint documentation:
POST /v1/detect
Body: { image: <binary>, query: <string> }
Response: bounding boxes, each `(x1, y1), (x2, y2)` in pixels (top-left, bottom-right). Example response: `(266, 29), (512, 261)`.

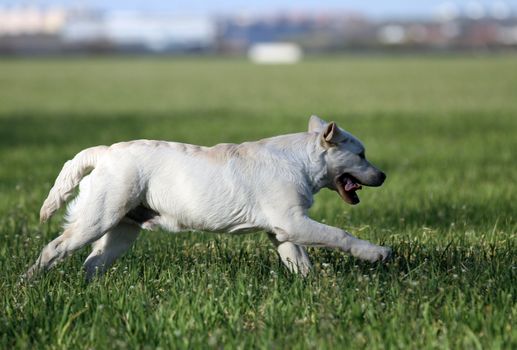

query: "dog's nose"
(379, 171), (386, 184)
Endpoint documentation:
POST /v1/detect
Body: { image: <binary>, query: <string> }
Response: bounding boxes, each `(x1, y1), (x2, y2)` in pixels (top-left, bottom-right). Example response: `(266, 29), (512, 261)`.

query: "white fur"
(25, 115), (391, 281)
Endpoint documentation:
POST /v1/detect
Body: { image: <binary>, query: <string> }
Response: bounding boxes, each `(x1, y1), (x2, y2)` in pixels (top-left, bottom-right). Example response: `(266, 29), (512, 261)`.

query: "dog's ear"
(308, 115), (327, 133)
(322, 121), (344, 145)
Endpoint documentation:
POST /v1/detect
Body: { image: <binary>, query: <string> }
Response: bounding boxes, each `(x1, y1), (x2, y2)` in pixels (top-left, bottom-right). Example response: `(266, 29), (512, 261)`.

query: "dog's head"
(309, 115), (386, 205)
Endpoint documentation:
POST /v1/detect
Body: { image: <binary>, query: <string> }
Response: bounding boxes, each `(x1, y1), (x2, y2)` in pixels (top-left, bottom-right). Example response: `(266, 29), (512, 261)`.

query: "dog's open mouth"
(335, 174), (362, 205)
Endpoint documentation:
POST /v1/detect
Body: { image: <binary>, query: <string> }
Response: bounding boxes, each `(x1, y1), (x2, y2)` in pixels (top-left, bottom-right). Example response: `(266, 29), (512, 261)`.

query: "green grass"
(0, 56), (516, 349)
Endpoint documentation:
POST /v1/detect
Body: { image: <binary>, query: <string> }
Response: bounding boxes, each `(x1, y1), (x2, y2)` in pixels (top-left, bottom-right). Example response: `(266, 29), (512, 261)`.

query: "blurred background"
(1, 4), (516, 348)
(1, 0), (517, 57)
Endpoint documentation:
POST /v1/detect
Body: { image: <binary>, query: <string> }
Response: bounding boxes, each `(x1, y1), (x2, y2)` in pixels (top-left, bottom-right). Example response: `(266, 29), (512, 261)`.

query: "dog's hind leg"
(83, 222), (140, 281)
(23, 177), (140, 280)
(23, 230), (72, 280)
(267, 232), (312, 277)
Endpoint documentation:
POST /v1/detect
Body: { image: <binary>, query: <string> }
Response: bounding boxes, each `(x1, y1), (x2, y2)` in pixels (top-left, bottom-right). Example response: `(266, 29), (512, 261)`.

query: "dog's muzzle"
(334, 171), (386, 205)
(334, 174), (362, 205)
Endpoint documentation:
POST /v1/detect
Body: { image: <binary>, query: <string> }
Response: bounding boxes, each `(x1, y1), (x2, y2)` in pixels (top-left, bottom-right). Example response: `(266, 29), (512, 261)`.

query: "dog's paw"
(376, 246), (392, 263)
(352, 244), (392, 263)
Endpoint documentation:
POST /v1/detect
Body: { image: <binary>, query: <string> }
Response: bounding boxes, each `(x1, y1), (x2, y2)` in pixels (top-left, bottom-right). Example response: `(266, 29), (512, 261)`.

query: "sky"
(4, 0), (517, 19)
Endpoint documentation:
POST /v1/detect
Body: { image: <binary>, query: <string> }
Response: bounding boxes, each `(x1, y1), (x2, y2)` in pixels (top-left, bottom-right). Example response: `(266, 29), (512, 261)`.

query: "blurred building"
(0, 4), (516, 55)
(0, 5), (216, 54)
(217, 12), (517, 53)
(64, 11), (215, 53)
(0, 5), (66, 54)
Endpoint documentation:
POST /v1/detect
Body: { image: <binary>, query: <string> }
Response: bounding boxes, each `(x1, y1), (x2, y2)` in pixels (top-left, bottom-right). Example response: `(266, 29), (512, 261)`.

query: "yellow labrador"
(25, 116), (391, 281)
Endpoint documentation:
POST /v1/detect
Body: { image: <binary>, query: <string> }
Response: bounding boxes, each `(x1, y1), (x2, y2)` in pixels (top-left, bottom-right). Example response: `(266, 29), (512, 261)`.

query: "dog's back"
(102, 136), (315, 233)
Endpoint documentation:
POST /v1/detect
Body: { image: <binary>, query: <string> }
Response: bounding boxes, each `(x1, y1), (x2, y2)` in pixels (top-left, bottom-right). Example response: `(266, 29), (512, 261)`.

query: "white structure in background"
(248, 43), (302, 64)
(63, 11), (216, 51)
(103, 13), (215, 51)
(377, 25), (406, 45)
(0, 6), (67, 35)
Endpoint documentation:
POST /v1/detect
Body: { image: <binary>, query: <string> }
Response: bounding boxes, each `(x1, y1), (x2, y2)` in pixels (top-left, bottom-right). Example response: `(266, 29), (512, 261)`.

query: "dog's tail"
(39, 146), (108, 223)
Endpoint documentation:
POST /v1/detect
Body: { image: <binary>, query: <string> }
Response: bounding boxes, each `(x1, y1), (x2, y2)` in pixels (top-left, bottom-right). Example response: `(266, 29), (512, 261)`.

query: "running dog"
(25, 115), (391, 280)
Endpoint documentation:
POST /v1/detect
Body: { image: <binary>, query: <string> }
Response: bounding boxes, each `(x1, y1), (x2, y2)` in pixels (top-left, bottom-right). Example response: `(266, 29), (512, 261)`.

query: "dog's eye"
(358, 151), (365, 159)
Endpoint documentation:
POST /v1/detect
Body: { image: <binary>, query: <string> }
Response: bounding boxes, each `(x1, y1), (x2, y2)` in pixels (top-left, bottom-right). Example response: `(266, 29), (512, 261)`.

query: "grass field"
(0, 56), (516, 349)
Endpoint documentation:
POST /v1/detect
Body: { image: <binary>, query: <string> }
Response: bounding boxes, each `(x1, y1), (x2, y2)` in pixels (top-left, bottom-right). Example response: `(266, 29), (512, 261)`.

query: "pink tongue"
(344, 178), (357, 192)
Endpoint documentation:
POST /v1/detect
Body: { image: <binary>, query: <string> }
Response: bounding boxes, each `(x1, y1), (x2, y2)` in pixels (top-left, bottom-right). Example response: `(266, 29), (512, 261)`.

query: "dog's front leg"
(267, 233), (312, 276)
(272, 215), (391, 263)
